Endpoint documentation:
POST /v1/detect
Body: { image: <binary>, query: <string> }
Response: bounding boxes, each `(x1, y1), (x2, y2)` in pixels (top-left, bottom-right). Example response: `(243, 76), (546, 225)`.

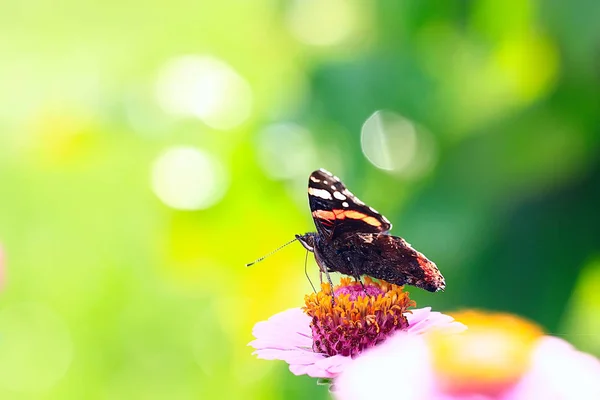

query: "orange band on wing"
(313, 209), (382, 227)
(312, 210), (336, 220)
(337, 210), (365, 219)
(361, 216), (382, 227)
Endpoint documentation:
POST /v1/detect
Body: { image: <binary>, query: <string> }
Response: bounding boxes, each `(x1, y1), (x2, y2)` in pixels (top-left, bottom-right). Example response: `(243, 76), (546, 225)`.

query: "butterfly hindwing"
(307, 169), (392, 239)
(343, 233), (445, 293)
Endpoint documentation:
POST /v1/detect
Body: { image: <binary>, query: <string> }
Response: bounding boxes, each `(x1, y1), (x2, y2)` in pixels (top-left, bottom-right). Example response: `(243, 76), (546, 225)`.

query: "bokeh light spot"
(494, 33), (558, 103)
(286, 0), (359, 46)
(0, 303), (73, 393)
(361, 110), (437, 179)
(151, 146), (228, 210)
(155, 55), (252, 130)
(256, 122), (317, 180)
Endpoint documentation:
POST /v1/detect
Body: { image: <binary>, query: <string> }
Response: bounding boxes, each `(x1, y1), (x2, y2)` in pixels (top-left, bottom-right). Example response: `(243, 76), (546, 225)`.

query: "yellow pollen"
(302, 277), (416, 357)
(303, 277), (414, 322)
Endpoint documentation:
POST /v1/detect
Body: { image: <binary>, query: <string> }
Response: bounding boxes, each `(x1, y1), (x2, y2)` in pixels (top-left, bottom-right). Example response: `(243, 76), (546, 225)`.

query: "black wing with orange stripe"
(307, 169), (392, 239)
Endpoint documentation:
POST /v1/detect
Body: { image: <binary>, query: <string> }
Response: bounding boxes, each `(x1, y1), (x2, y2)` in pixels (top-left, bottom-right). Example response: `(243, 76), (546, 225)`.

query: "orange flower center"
(303, 277), (415, 357)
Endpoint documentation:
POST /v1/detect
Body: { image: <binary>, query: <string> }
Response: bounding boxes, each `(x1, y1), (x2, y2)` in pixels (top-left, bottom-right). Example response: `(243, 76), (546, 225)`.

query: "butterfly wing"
(307, 169), (392, 239)
(346, 233), (445, 292)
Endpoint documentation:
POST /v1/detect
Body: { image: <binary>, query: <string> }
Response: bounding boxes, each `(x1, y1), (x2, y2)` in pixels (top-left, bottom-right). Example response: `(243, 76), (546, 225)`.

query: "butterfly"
(295, 169), (445, 292)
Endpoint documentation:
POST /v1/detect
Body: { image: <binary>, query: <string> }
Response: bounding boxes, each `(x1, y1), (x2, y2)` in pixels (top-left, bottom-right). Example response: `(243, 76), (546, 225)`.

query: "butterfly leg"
(356, 276), (369, 296)
(312, 250), (336, 302)
(350, 260), (369, 296)
(325, 270), (335, 293)
(304, 249), (317, 293)
(320, 268), (336, 304)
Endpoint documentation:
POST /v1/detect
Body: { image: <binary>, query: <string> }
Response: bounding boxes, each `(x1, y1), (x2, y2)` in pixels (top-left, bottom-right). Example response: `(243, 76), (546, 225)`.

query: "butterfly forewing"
(308, 169), (392, 239)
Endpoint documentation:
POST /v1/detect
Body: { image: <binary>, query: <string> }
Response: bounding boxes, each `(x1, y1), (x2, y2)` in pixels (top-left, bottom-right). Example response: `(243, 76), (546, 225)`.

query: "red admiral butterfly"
(295, 169), (445, 293)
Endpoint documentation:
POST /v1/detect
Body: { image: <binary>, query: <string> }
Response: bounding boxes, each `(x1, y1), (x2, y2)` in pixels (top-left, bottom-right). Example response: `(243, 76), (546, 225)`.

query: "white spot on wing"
(345, 190), (365, 205)
(333, 191), (346, 200)
(323, 180), (328, 185)
(308, 187), (333, 200)
(310, 176), (320, 183)
(342, 201), (349, 207)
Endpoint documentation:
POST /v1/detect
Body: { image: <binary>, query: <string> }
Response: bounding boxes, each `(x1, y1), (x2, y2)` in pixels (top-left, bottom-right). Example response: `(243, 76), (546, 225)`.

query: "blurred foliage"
(0, 0), (599, 399)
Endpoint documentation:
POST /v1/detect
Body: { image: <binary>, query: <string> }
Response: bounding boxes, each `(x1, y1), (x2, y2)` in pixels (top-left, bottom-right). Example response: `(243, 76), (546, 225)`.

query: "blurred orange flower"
(334, 310), (600, 400)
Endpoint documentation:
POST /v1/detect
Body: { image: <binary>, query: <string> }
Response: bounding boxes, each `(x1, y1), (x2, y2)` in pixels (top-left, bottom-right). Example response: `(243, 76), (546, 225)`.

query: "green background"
(0, 0), (599, 398)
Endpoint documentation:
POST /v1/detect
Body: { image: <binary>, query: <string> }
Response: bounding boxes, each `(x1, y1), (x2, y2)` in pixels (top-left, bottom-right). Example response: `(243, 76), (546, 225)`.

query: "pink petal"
(504, 336), (600, 399)
(289, 363), (332, 378)
(250, 307), (344, 379)
(290, 363), (336, 378)
(322, 355), (353, 375)
(250, 305), (465, 381)
(333, 334), (435, 399)
(406, 307), (466, 335)
(249, 308), (313, 350)
(289, 355), (352, 378)
(254, 347), (327, 365)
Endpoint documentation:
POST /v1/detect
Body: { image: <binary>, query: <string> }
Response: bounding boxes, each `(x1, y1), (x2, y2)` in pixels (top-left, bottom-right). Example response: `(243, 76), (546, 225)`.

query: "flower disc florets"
(303, 277), (416, 357)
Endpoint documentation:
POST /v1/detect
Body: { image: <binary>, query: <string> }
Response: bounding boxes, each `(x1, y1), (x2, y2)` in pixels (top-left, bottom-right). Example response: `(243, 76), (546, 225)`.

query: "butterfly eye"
(296, 233), (315, 252)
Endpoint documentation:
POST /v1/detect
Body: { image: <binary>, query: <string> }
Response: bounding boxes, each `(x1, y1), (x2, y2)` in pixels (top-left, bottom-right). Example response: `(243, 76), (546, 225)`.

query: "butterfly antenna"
(304, 249), (317, 293)
(245, 237), (299, 267)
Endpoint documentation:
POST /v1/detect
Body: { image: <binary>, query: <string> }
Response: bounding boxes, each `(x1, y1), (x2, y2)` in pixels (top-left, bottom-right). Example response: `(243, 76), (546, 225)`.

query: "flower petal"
(320, 355), (353, 375)
(253, 347), (326, 364)
(289, 355), (352, 378)
(406, 307), (466, 335)
(250, 301), (465, 381)
(249, 308), (313, 350)
(289, 363), (336, 378)
(250, 307), (338, 378)
(504, 336), (600, 399)
(333, 334), (435, 399)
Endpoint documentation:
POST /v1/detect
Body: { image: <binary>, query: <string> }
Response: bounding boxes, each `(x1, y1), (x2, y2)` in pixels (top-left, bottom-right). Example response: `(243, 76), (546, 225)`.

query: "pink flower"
(334, 311), (600, 399)
(249, 277), (465, 379)
(504, 337), (600, 399)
